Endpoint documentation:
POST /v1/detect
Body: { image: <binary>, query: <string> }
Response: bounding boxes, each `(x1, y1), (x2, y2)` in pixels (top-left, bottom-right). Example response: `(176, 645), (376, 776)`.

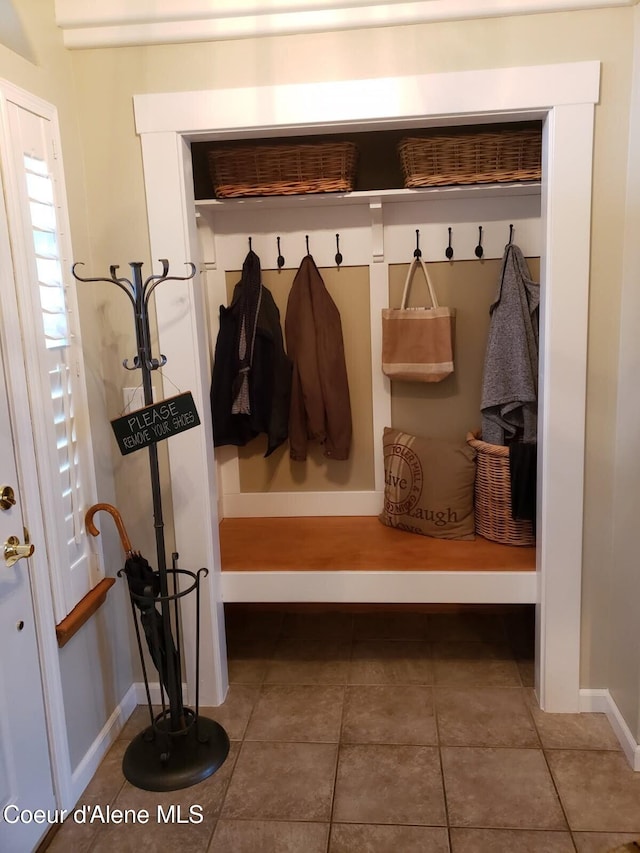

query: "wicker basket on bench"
(208, 141), (358, 198)
(466, 431), (536, 547)
(399, 129), (542, 188)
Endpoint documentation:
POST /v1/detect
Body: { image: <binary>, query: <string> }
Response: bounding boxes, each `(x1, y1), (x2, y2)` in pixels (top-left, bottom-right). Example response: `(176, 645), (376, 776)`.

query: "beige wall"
(69, 7), (633, 696)
(608, 5), (640, 741)
(0, 0), (134, 770)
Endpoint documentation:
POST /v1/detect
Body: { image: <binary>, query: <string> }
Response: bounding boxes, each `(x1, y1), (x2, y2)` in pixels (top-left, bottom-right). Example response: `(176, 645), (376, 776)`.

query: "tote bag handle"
(400, 255), (439, 310)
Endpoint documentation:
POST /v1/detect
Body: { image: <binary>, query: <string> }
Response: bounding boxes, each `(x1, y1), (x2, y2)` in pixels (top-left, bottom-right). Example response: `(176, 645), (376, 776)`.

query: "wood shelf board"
(219, 516), (536, 573)
(195, 182), (541, 211)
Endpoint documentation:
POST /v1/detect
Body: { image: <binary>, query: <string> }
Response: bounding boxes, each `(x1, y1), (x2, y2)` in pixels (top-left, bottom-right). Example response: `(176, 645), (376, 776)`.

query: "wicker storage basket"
(466, 430), (535, 547)
(399, 129), (542, 188)
(208, 141), (358, 198)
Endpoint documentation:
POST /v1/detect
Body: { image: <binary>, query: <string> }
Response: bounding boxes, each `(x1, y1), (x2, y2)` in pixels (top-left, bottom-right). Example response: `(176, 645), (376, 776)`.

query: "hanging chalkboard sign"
(111, 392), (201, 456)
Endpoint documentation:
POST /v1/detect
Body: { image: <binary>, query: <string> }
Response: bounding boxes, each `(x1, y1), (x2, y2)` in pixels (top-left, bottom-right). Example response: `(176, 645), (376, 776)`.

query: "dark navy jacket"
(210, 282), (292, 457)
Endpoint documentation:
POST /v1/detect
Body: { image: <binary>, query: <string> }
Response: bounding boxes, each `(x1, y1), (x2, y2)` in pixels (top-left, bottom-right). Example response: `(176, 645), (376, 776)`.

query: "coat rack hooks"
(248, 236), (252, 252)
(305, 234), (310, 255)
(475, 226), (484, 259)
(414, 229), (422, 259)
(276, 236), (285, 271)
(445, 227), (454, 261)
(335, 233), (343, 269)
(72, 259), (196, 372)
(508, 224), (514, 245)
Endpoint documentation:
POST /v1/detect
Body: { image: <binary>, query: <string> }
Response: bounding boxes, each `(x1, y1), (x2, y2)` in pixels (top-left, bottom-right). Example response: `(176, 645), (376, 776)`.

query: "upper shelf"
(194, 182), (542, 212)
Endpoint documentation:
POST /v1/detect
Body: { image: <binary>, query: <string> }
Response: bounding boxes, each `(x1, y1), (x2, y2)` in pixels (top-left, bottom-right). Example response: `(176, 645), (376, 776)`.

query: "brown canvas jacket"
(285, 254), (352, 461)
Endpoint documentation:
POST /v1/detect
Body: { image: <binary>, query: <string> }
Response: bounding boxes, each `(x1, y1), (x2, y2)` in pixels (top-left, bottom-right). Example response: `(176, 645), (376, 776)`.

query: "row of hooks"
(415, 223), (515, 261)
(246, 223), (517, 269)
(249, 233), (346, 269)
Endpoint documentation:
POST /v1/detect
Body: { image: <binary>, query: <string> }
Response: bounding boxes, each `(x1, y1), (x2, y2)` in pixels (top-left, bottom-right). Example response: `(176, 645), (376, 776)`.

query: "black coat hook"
(248, 236), (252, 252)
(277, 236), (285, 271)
(335, 234), (343, 269)
(445, 227), (454, 261)
(305, 234), (310, 256)
(475, 226), (484, 259)
(508, 224), (514, 245)
(414, 229), (422, 259)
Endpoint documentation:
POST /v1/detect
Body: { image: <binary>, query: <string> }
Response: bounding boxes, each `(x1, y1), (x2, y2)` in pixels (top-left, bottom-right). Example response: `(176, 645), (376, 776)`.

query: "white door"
(0, 338), (55, 852)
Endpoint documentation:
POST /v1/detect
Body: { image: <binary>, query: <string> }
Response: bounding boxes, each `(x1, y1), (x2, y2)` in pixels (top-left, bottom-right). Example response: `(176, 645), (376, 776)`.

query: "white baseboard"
(580, 688), (640, 771)
(66, 680), (192, 811)
(67, 683), (137, 809)
(223, 490), (383, 517)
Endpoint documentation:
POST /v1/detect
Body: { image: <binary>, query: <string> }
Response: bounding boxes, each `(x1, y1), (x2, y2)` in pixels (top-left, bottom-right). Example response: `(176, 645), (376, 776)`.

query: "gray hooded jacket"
(481, 244), (540, 445)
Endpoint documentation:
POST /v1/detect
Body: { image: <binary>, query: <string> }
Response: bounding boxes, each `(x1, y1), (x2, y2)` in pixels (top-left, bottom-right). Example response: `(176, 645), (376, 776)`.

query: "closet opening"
(194, 126), (541, 602)
(134, 62), (599, 712)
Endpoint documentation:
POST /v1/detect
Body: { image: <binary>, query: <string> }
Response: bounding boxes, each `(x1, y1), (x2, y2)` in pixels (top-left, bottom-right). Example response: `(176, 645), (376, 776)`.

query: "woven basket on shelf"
(466, 430), (535, 547)
(399, 129), (542, 188)
(208, 141), (358, 198)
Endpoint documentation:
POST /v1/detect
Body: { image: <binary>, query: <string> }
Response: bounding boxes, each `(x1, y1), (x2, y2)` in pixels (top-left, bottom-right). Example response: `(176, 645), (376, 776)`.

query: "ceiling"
(54, 0), (639, 49)
(0, 0), (36, 60)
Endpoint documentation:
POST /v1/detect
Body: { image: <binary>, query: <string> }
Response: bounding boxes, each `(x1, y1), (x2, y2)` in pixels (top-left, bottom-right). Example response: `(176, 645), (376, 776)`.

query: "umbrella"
(85, 503), (180, 698)
(123, 551), (178, 696)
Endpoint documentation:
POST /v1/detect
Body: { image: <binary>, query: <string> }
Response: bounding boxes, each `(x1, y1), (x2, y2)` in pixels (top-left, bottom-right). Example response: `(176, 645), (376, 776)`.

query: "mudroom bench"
(218, 516), (536, 605)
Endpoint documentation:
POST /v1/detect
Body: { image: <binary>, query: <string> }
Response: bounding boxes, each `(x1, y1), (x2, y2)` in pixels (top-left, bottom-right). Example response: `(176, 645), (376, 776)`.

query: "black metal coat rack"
(73, 259), (229, 791)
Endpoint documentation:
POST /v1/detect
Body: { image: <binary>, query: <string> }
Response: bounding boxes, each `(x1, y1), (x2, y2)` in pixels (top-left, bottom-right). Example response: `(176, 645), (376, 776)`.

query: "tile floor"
(42, 605), (640, 853)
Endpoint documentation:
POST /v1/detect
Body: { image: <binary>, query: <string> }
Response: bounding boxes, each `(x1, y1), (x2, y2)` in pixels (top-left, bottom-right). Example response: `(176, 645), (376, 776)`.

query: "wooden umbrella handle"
(85, 502), (133, 555)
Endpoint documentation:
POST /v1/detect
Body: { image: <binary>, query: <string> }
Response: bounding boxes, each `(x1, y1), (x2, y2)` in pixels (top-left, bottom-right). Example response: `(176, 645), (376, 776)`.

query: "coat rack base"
(123, 715), (230, 792)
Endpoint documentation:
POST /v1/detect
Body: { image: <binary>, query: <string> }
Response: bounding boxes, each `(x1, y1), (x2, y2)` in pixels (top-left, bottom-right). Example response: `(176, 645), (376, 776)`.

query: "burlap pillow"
(379, 427), (476, 540)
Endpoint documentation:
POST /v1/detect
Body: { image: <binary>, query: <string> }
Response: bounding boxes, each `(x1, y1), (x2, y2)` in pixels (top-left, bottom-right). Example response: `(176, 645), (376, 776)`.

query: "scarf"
(232, 249), (263, 415)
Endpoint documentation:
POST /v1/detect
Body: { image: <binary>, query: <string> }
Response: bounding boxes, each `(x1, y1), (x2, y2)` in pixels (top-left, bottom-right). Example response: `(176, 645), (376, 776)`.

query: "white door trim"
(134, 61), (599, 711)
(133, 63), (600, 135)
(0, 82), (72, 811)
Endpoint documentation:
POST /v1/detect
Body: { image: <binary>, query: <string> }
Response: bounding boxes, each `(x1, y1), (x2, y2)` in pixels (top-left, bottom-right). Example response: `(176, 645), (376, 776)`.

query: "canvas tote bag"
(382, 255), (456, 382)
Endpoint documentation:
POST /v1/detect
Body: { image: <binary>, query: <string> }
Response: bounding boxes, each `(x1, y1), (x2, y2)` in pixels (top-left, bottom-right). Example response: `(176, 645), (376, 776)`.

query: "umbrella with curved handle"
(85, 502), (177, 697)
(85, 502), (134, 556)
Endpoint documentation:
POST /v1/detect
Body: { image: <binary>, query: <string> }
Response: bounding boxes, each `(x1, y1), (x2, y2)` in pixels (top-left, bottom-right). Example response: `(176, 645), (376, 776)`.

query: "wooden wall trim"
(55, 577), (116, 648)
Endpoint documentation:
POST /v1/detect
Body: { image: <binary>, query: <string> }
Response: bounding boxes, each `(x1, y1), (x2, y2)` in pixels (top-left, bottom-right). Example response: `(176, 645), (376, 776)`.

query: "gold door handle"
(4, 528), (34, 567)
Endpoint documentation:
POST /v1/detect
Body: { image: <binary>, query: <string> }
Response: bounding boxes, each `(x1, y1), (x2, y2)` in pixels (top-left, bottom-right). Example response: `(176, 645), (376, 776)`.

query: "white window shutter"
(2, 92), (102, 620)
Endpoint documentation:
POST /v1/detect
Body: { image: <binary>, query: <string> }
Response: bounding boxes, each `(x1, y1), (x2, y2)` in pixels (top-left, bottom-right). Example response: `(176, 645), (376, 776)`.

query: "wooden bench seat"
(218, 516), (536, 603)
(220, 516), (537, 604)
(219, 516), (535, 572)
